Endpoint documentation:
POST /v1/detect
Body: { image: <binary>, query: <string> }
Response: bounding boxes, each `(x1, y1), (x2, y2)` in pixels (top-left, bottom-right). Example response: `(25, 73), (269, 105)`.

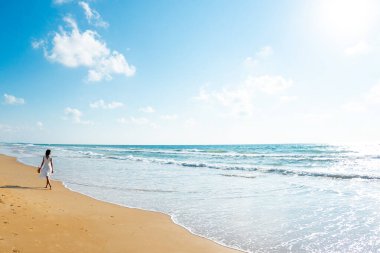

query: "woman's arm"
(39, 157), (44, 169)
(51, 158), (54, 173)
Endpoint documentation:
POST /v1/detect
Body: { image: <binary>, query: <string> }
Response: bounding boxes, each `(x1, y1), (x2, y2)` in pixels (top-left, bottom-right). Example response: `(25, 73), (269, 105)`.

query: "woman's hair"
(45, 149), (51, 158)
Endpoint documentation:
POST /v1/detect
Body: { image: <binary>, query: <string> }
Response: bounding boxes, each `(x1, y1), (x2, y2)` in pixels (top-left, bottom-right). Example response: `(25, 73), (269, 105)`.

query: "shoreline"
(60, 181), (242, 252)
(0, 154), (242, 253)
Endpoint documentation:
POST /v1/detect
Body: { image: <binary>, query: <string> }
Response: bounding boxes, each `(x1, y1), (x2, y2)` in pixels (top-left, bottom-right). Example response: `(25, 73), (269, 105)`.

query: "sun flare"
(317, 0), (378, 40)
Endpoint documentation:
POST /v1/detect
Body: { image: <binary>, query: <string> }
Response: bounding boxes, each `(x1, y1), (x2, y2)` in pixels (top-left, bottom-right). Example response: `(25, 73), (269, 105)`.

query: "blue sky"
(1, 0), (380, 144)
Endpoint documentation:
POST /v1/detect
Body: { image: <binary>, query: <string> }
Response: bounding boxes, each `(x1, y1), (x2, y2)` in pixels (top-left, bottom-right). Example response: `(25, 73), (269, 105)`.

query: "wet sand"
(0, 154), (240, 253)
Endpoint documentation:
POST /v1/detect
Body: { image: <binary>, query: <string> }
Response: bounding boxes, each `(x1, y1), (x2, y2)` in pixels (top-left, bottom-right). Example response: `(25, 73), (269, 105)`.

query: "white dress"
(40, 156), (52, 178)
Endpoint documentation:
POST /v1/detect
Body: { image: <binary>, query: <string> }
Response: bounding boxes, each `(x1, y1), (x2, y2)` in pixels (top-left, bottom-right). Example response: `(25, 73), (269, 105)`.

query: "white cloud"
(117, 116), (157, 128)
(0, 124), (13, 132)
(90, 99), (123, 109)
(256, 46), (274, 58)
(64, 107), (82, 122)
(3, 94), (25, 105)
(214, 87), (256, 116)
(160, 114), (178, 120)
(245, 75), (293, 94)
(196, 85), (255, 116)
(31, 39), (45, 49)
(53, 0), (71, 4)
(342, 82), (380, 113)
(280, 95), (298, 103)
(116, 117), (128, 124)
(184, 118), (197, 128)
(342, 101), (367, 113)
(196, 75), (293, 117)
(243, 57), (259, 69)
(194, 87), (210, 101)
(130, 116), (150, 125)
(344, 41), (371, 56)
(78, 1), (109, 28)
(36, 121), (44, 130)
(64, 107), (92, 124)
(302, 112), (332, 122)
(38, 17), (135, 82)
(139, 106), (155, 113)
(366, 82), (380, 103)
(243, 45), (273, 70)
(198, 46), (290, 118)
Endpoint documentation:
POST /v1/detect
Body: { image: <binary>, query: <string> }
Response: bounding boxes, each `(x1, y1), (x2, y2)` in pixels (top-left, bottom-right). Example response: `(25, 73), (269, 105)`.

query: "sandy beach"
(0, 154), (240, 253)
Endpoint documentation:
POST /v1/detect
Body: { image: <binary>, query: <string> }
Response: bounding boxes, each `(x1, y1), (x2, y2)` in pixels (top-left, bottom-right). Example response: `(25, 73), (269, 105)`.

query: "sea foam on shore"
(1, 143), (380, 252)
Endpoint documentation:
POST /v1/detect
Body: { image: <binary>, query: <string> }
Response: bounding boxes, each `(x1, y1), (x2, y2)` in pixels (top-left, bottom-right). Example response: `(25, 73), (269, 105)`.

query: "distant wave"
(118, 149), (347, 159)
(220, 169), (380, 180)
(220, 174), (257, 179)
(84, 149), (353, 161)
(5, 143), (380, 180)
(103, 154), (380, 180)
(64, 181), (178, 193)
(4, 143), (364, 160)
(56, 145), (353, 159)
(260, 168), (380, 180)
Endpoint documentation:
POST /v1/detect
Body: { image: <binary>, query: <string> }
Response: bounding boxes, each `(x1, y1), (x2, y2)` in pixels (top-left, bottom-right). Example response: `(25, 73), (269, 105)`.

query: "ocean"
(1, 143), (379, 252)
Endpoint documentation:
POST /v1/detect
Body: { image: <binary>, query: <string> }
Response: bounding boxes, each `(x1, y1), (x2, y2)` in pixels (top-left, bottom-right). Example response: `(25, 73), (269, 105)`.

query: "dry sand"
(0, 154), (241, 253)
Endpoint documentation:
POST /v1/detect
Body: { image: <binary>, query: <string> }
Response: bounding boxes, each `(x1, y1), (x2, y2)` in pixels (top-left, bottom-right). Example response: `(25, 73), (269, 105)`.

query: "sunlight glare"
(317, 0), (378, 40)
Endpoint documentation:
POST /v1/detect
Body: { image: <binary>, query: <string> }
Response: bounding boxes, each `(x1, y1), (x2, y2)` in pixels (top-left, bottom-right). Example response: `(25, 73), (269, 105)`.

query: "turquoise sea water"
(1, 143), (380, 252)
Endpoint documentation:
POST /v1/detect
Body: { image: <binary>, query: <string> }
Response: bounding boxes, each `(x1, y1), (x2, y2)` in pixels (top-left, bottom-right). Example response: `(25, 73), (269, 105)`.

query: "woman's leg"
(46, 176), (52, 190)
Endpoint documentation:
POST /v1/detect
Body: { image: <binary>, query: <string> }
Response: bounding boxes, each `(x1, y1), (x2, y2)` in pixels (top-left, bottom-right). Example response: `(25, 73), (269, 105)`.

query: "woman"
(38, 149), (54, 190)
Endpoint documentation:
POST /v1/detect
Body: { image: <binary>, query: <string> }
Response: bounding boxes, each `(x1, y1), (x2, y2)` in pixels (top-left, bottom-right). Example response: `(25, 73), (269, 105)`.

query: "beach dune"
(0, 155), (240, 253)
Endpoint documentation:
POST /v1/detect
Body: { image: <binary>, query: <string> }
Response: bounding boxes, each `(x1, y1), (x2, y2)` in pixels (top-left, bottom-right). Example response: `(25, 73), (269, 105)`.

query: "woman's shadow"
(0, 185), (45, 190)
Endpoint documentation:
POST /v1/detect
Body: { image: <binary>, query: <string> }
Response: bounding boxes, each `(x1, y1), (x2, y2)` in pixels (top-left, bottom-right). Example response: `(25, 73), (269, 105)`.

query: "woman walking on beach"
(38, 149), (54, 190)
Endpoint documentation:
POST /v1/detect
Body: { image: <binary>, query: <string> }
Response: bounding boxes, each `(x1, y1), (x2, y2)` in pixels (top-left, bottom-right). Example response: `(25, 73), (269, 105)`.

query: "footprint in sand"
(12, 248), (20, 253)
